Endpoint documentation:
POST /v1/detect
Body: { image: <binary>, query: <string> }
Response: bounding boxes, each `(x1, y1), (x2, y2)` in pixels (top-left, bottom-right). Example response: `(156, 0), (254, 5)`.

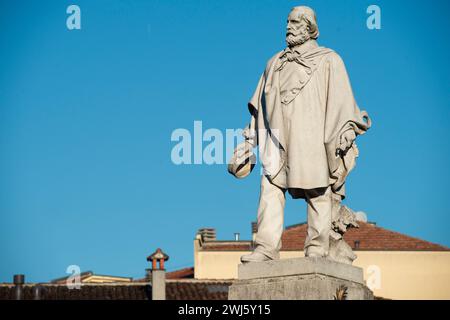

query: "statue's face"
(286, 10), (310, 47)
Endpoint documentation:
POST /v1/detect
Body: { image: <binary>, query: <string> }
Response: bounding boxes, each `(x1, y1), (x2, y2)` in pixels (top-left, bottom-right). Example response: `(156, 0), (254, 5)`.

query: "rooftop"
(0, 280), (231, 300)
(199, 222), (450, 251)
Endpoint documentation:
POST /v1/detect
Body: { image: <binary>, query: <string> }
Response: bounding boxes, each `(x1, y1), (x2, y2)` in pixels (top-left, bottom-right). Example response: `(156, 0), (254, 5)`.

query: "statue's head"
(286, 6), (319, 47)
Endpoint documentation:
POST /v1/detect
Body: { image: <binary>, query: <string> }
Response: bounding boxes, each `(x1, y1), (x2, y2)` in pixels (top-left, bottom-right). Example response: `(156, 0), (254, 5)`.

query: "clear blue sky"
(1, 0), (449, 282)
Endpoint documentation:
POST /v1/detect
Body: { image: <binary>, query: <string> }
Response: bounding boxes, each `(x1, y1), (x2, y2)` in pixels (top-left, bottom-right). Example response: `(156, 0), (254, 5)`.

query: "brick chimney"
(147, 248), (169, 300)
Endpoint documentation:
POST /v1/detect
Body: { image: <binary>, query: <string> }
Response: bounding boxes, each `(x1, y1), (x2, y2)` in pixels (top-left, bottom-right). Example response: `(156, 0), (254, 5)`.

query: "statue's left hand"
(338, 130), (356, 154)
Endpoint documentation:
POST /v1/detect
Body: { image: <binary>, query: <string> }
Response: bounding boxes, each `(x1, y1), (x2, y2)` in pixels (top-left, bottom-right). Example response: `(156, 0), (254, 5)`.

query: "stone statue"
(229, 6), (371, 265)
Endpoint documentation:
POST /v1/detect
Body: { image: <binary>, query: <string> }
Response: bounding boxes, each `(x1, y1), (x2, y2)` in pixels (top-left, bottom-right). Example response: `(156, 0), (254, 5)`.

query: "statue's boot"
(305, 251), (324, 258)
(240, 251), (272, 263)
(305, 245), (328, 258)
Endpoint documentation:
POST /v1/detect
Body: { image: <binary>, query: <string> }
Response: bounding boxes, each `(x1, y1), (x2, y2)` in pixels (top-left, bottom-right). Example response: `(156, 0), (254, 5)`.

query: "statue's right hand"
(228, 140), (256, 179)
(234, 141), (253, 165)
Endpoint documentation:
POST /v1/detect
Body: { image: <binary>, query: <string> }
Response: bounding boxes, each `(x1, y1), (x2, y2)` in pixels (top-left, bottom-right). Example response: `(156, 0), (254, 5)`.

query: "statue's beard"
(286, 30), (310, 47)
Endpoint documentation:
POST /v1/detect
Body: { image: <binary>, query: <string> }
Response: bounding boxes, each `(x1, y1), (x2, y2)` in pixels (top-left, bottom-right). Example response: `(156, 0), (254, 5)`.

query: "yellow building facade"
(193, 222), (450, 300)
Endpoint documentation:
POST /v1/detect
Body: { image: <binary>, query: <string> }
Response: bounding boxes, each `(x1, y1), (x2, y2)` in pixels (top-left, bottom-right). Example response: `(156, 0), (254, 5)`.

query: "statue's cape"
(248, 45), (371, 197)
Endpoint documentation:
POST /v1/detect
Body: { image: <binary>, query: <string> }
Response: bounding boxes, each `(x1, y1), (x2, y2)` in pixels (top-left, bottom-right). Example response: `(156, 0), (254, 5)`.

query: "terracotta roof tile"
(282, 222), (449, 251)
(166, 280), (231, 300)
(166, 267), (195, 279)
(201, 222), (449, 251)
(0, 281), (233, 300)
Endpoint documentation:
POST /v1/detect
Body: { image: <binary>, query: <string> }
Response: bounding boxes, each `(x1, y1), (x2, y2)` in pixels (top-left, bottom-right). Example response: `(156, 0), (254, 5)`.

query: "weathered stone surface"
(238, 257), (364, 284)
(229, 257), (373, 300)
(228, 274), (373, 300)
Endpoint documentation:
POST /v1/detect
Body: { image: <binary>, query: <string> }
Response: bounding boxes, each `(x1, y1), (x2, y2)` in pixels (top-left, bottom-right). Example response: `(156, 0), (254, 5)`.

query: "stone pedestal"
(228, 257), (373, 300)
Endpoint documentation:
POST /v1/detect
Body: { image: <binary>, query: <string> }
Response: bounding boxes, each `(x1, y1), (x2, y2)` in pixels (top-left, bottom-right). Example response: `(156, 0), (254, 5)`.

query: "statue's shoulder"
(267, 50), (284, 65)
(263, 50), (284, 74)
(320, 48), (345, 65)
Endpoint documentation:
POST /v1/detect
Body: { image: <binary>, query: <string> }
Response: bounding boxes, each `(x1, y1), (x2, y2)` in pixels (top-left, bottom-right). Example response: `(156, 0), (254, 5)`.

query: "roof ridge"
(50, 270), (94, 283)
(358, 221), (450, 250)
(285, 222), (307, 229)
(166, 279), (234, 283)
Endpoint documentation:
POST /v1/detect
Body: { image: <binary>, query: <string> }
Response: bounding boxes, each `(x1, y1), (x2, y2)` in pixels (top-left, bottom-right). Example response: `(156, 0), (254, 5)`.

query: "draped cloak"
(246, 41), (371, 199)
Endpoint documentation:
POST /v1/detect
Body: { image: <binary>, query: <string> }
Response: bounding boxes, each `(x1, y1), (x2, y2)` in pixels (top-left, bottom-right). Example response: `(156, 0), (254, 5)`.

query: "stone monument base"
(228, 257), (373, 300)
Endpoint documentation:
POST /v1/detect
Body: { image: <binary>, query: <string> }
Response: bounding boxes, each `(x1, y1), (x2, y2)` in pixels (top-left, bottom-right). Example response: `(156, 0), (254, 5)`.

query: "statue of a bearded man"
(229, 6), (371, 264)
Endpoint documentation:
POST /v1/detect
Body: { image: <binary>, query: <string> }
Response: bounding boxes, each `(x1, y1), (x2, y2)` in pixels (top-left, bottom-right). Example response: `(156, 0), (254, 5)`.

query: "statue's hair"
(290, 6), (320, 39)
